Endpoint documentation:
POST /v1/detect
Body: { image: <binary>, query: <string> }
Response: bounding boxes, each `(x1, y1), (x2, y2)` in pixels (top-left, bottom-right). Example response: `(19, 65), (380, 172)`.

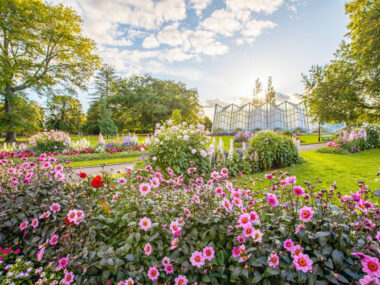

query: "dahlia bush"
(0, 155), (379, 284)
(146, 120), (210, 175)
(29, 130), (71, 153)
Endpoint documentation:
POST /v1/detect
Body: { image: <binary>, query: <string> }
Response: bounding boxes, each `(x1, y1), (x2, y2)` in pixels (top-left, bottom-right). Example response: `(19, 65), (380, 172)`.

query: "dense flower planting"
(319, 125), (380, 154)
(29, 130), (71, 153)
(147, 120), (210, 175)
(0, 154), (379, 284)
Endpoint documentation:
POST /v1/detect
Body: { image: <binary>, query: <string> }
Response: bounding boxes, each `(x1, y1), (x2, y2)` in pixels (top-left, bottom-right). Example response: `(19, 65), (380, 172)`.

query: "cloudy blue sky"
(51, 0), (348, 116)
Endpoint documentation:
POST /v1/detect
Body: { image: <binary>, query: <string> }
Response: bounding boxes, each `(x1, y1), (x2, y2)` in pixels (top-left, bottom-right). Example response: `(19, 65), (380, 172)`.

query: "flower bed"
(0, 155), (379, 284)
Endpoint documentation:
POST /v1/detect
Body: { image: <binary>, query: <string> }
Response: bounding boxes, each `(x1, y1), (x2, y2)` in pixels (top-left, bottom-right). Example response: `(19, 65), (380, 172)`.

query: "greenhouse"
(212, 101), (345, 133)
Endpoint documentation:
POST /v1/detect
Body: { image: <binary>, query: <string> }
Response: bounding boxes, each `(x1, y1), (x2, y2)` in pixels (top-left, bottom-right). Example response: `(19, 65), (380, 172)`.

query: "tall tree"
(265, 76), (276, 104)
(302, 0), (380, 125)
(91, 64), (118, 103)
(84, 100), (101, 134)
(0, 96), (44, 136)
(0, 0), (100, 141)
(252, 78), (263, 105)
(98, 100), (118, 136)
(171, 109), (183, 125)
(46, 95), (84, 134)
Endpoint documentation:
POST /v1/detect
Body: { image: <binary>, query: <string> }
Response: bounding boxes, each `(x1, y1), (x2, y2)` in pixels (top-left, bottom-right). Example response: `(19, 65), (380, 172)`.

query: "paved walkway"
(70, 143), (325, 176)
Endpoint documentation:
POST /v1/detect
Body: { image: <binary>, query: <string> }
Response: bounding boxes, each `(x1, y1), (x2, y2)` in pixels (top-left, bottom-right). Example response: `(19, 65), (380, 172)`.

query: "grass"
(69, 156), (138, 167)
(254, 148), (380, 195)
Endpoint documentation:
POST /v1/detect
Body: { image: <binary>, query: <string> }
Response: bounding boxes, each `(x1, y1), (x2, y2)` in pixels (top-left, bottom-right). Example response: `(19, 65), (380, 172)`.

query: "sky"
(50, 0), (349, 118)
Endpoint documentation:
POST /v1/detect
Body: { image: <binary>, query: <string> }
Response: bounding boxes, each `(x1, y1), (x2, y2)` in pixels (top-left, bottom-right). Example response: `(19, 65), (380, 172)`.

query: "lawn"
(254, 148), (380, 195)
(69, 156), (137, 167)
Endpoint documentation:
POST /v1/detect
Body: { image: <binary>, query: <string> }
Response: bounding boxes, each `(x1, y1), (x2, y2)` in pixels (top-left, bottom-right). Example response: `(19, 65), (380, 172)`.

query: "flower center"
(246, 228), (252, 234)
(143, 221), (148, 226)
(151, 270), (156, 277)
(298, 258), (306, 266)
(255, 233), (259, 238)
(179, 281), (184, 285)
(195, 256), (201, 262)
(368, 262), (378, 271)
(271, 257), (277, 263)
(302, 211), (310, 218)
(206, 250), (211, 256)
(242, 217), (248, 223)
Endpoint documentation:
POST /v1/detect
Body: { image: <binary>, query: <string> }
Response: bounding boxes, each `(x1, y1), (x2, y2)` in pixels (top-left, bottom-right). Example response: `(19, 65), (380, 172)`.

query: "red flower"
(64, 217), (73, 225)
(91, 175), (104, 188)
(79, 172), (87, 179)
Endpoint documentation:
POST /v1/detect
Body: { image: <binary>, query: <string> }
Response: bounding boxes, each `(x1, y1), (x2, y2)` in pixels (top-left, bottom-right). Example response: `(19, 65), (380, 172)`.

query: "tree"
(109, 74), (202, 132)
(84, 101), (101, 134)
(302, 0), (380, 125)
(46, 95), (84, 134)
(252, 78), (263, 105)
(171, 109), (183, 125)
(203, 116), (212, 131)
(265, 76), (276, 104)
(91, 64), (118, 103)
(0, 95), (44, 136)
(98, 101), (118, 136)
(0, 0), (100, 141)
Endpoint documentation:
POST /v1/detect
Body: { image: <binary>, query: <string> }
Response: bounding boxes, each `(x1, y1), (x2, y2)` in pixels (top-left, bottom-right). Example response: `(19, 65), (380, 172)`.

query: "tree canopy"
(302, 0), (380, 125)
(0, 0), (100, 141)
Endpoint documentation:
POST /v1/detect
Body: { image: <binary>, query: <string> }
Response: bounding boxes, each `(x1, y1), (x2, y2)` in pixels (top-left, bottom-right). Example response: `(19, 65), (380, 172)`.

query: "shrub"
(234, 132), (253, 143)
(365, 124), (380, 148)
(282, 130), (294, 137)
(0, 157), (379, 284)
(316, 146), (349, 154)
(29, 130), (70, 153)
(147, 121), (210, 175)
(245, 131), (300, 171)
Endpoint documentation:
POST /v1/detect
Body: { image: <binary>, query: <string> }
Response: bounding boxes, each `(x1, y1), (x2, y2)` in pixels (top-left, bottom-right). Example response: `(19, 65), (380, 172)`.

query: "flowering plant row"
(29, 130), (71, 153)
(0, 154), (379, 284)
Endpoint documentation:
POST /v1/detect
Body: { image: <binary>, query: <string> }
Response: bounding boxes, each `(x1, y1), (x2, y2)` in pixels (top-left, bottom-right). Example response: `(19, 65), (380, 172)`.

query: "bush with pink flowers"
(0, 155), (379, 284)
(29, 130), (71, 153)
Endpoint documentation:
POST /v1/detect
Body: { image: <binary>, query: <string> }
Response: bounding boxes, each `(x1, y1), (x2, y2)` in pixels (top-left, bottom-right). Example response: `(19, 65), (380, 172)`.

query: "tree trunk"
(318, 122), (321, 142)
(4, 85), (16, 142)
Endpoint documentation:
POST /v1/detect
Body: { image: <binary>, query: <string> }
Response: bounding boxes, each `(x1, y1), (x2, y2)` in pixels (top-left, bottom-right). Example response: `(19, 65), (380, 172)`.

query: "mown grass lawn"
(254, 148), (380, 195)
(69, 156), (137, 167)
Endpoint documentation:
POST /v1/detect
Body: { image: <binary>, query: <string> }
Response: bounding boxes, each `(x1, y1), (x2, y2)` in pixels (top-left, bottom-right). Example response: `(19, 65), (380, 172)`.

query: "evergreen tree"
(91, 64), (118, 103)
(171, 109), (183, 125)
(252, 78), (263, 105)
(265, 76), (276, 104)
(98, 101), (118, 136)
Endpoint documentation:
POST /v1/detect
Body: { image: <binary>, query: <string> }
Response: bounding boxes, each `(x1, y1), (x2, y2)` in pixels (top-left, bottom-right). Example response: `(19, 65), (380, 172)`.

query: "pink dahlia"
(238, 213), (251, 228)
(164, 263), (174, 274)
(144, 243), (152, 256)
(190, 251), (205, 268)
(50, 203), (61, 213)
(267, 194), (279, 207)
(171, 238), (179, 250)
(242, 225), (254, 238)
(151, 177), (160, 188)
(175, 275), (189, 285)
(147, 266), (159, 281)
(283, 239), (294, 252)
(220, 168), (229, 177)
(49, 234), (59, 246)
(19, 221), (28, 231)
(252, 229), (263, 243)
(162, 256), (170, 266)
(299, 206), (315, 222)
(362, 256), (380, 277)
(221, 199), (232, 212)
(293, 186), (305, 197)
(31, 218), (39, 229)
(62, 271), (74, 285)
(139, 183), (151, 195)
(359, 275), (380, 285)
(267, 252), (279, 268)
(293, 253), (313, 273)
(58, 257), (68, 268)
(203, 246), (215, 261)
(139, 217), (152, 231)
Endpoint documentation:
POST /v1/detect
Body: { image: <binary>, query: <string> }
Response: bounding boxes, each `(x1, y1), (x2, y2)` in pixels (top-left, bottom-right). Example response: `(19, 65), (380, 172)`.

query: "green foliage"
(366, 124), (380, 147)
(265, 76), (276, 104)
(109, 74), (202, 132)
(0, 96), (43, 136)
(98, 101), (118, 136)
(91, 64), (118, 103)
(0, 0), (100, 141)
(203, 116), (212, 131)
(46, 95), (85, 134)
(316, 146), (349, 154)
(84, 101), (101, 134)
(282, 130), (294, 137)
(245, 131), (300, 171)
(302, 0), (380, 125)
(147, 121), (210, 175)
(170, 109), (183, 125)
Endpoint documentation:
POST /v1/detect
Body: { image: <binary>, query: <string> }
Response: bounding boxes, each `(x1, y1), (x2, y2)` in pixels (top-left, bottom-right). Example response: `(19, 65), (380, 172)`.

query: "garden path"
(70, 143), (325, 177)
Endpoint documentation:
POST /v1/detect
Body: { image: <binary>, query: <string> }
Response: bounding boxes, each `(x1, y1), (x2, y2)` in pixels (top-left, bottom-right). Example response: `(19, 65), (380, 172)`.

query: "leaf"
(315, 231), (330, 238)
(332, 249), (344, 265)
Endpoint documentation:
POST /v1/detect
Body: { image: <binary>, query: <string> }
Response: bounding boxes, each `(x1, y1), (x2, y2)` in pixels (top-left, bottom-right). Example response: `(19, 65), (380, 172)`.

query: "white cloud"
(157, 24), (184, 46)
(142, 35), (160, 49)
(225, 0), (284, 14)
(189, 0), (213, 16)
(190, 30), (229, 56)
(160, 48), (195, 62)
(240, 20), (277, 43)
(200, 9), (241, 36)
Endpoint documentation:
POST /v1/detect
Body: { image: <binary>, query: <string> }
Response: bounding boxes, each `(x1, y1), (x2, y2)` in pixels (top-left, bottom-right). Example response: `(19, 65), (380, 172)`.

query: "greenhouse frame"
(212, 101), (345, 133)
